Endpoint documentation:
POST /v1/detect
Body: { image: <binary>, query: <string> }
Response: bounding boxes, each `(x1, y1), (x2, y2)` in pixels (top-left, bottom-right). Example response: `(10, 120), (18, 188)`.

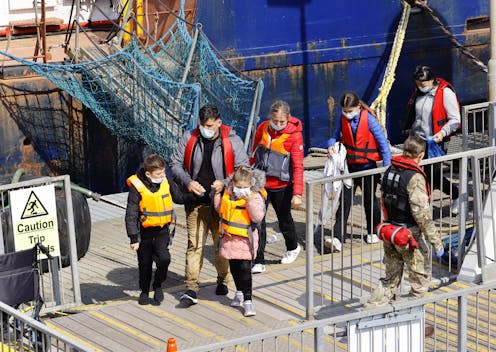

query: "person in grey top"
(402, 65), (461, 214)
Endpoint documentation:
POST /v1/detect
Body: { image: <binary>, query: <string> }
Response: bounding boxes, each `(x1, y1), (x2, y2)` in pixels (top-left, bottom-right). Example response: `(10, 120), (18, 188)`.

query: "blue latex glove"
(435, 248), (445, 260)
(426, 136), (435, 144)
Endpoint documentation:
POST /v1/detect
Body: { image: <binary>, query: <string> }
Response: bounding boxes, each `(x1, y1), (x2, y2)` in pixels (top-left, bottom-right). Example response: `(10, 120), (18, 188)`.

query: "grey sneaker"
(231, 291), (244, 307)
(243, 300), (256, 317)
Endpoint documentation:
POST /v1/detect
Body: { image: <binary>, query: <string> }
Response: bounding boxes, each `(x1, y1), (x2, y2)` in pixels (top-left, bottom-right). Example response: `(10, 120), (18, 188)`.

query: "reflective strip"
(343, 144), (379, 153)
(143, 210), (174, 217)
(221, 218), (250, 229)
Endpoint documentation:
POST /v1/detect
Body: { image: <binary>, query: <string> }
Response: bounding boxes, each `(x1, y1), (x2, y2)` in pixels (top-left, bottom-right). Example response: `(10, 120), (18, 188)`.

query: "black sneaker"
(138, 292), (150, 305)
(180, 290), (198, 305)
(153, 287), (164, 303)
(215, 283), (228, 296)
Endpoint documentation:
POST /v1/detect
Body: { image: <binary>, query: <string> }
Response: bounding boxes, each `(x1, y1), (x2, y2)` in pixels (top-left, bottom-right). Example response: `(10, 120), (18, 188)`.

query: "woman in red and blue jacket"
(327, 92), (391, 246)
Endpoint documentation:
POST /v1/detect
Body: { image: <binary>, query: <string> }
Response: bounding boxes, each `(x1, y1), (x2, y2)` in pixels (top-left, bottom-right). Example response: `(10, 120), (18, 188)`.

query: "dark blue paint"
(197, 0), (490, 146)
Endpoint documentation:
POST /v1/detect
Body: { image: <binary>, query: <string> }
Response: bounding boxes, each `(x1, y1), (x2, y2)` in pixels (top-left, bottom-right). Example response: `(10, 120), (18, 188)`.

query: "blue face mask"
(419, 86), (433, 94)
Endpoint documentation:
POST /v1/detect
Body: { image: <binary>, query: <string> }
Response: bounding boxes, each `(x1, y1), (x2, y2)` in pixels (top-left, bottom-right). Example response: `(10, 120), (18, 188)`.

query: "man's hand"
(291, 195), (303, 209)
(211, 180), (225, 193)
(130, 243), (139, 251)
(187, 181), (206, 196)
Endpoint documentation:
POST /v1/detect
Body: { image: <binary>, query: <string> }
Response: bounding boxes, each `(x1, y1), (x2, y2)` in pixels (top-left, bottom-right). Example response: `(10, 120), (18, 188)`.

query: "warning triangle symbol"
(21, 191), (49, 219)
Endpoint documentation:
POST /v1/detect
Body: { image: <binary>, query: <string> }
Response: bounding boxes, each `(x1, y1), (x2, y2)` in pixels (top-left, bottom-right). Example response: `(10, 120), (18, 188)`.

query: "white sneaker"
(281, 244), (301, 264)
(324, 237), (342, 252)
(251, 263), (266, 274)
(243, 300), (256, 317)
(451, 198), (459, 215)
(366, 234), (379, 244)
(231, 291), (244, 307)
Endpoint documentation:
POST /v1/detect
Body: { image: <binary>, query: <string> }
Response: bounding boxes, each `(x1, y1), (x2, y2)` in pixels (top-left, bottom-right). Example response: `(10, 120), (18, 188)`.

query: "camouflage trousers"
(380, 229), (432, 297)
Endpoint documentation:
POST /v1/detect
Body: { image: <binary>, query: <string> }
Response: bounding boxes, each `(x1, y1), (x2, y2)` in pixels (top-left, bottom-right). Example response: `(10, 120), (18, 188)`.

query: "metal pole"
(63, 175), (81, 304)
(489, 0), (496, 101)
(457, 155), (467, 271)
(305, 183), (314, 320)
(314, 326), (324, 352)
(181, 24), (200, 84)
(75, 0), (81, 62)
(471, 156), (487, 281)
(244, 81), (261, 151)
(457, 295), (468, 351)
(41, 0), (47, 63)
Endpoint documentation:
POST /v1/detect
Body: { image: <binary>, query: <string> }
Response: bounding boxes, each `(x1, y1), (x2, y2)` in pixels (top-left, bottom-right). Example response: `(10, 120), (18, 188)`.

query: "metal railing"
(305, 146), (496, 319)
(0, 175), (82, 312)
(181, 282), (496, 352)
(0, 300), (93, 352)
(459, 102), (492, 151)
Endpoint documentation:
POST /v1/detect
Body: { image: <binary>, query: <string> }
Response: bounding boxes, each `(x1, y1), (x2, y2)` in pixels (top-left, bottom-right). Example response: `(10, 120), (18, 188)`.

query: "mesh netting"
(0, 0), (262, 166)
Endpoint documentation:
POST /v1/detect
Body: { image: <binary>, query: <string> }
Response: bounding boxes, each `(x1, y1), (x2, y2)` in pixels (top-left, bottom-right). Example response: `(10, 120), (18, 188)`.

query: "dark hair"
(199, 104), (220, 123)
(340, 91), (376, 117)
(413, 65), (435, 82)
(403, 136), (426, 158)
(143, 154), (165, 172)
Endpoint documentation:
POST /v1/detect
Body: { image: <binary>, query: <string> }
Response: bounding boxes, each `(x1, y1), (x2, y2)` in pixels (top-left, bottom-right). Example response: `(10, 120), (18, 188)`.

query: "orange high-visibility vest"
(219, 191), (251, 237)
(126, 175), (174, 227)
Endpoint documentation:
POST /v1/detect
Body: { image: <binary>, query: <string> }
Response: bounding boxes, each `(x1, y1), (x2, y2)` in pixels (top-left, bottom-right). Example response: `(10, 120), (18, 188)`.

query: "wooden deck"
(36, 179), (496, 352)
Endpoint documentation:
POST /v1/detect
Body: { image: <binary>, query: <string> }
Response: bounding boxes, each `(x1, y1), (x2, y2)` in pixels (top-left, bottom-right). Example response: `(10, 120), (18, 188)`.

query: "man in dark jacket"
(171, 104), (249, 305)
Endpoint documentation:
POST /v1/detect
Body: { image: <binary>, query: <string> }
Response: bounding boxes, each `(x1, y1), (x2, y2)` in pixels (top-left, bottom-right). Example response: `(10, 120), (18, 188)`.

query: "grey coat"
(170, 126), (249, 188)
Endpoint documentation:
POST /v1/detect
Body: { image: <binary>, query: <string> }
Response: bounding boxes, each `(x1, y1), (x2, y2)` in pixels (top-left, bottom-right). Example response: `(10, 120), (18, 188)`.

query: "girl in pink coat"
(214, 166), (266, 317)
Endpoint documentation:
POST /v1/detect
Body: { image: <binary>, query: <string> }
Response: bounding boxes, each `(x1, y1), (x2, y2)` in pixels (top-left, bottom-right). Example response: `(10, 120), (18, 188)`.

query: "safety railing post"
(64, 175), (82, 304)
(306, 182), (314, 320)
(314, 326), (324, 352)
(471, 155), (487, 280)
(457, 155), (468, 270)
(457, 295), (468, 351)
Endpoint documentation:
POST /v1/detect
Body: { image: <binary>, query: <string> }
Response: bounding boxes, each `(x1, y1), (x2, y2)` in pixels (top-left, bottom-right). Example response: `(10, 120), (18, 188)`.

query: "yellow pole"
(122, 0), (133, 46)
(136, 0), (144, 40)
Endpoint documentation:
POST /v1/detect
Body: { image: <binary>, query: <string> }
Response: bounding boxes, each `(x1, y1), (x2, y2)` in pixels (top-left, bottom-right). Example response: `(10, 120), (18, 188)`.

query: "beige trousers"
(184, 204), (230, 292)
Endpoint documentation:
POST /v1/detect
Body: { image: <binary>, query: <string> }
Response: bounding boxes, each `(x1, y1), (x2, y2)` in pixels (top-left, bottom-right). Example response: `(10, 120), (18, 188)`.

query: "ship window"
(466, 16), (489, 31)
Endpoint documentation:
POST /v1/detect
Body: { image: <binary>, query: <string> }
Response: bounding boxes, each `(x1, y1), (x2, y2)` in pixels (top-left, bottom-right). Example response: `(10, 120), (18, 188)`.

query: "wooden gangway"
(40, 183), (496, 352)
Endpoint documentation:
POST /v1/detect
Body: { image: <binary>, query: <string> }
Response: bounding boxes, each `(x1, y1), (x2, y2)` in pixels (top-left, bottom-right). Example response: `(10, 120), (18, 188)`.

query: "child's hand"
(130, 243), (139, 251)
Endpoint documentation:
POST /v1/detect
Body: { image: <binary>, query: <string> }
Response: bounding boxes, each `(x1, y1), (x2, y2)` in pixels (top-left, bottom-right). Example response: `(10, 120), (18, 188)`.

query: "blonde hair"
(270, 100), (290, 116)
(233, 166), (253, 185)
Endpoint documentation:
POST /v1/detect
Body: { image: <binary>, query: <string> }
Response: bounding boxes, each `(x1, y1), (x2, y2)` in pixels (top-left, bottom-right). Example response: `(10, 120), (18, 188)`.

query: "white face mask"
(270, 120), (287, 131)
(343, 110), (359, 120)
(150, 177), (164, 184)
(233, 186), (251, 199)
(199, 125), (216, 139)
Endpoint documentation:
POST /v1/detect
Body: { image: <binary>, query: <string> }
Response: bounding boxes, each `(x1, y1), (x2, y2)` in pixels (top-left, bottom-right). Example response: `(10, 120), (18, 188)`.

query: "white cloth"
(315, 142), (351, 230)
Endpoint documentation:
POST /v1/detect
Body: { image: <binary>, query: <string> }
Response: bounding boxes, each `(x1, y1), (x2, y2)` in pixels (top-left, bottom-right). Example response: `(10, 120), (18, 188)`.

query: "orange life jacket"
(341, 109), (381, 164)
(253, 122), (291, 181)
(184, 124), (235, 178)
(126, 175), (174, 228)
(219, 189), (267, 238)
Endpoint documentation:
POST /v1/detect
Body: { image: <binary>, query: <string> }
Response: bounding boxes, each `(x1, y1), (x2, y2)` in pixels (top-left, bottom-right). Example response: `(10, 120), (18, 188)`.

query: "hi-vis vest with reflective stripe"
(126, 175), (174, 228)
(219, 191), (251, 237)
(253, 122), (291, 181)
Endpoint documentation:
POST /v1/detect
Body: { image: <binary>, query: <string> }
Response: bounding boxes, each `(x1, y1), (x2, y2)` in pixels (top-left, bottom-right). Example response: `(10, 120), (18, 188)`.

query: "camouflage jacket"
(407, 173), (444, 252)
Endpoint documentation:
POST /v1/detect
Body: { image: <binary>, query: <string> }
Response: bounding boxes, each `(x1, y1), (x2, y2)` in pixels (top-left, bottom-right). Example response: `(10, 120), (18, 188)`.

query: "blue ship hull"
(197, 0), (489, 146)
(0, 1), (490, 193)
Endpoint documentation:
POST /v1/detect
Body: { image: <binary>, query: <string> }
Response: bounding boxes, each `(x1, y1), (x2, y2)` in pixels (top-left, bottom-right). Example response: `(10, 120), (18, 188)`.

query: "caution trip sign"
(10, 184), (60, 259)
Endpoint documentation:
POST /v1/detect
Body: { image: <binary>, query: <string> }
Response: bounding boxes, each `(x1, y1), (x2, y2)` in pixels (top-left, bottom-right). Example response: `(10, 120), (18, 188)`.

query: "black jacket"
(125, 168), (170, 244)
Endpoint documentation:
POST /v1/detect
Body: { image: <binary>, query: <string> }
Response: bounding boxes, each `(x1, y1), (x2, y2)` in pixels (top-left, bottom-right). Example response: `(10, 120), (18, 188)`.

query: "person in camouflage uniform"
(366, 136), (445, 307)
